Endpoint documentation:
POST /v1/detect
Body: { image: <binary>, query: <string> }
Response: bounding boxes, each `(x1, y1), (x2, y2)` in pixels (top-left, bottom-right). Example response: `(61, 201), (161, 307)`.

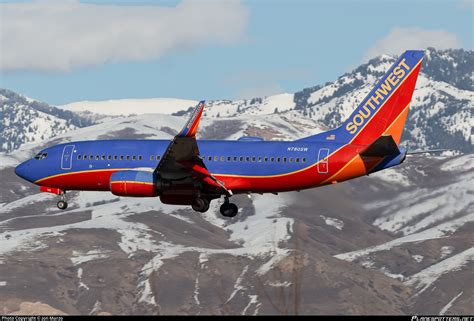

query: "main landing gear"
(191, 198), (210, 213)
(220, 197), (238, 218)
(191, 196), (239, 217)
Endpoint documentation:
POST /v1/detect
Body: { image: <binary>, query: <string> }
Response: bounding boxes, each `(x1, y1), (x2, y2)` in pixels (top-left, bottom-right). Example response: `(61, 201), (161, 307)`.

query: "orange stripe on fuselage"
(320, 154), (366, 185)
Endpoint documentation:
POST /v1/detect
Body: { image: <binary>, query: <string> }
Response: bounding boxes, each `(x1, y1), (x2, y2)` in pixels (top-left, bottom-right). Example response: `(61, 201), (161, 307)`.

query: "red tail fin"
(344, 50), (425, 145)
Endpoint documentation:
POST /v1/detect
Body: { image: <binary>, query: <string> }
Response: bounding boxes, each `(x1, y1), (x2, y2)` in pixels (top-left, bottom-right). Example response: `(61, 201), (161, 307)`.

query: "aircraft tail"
(299, 50), (424, 146)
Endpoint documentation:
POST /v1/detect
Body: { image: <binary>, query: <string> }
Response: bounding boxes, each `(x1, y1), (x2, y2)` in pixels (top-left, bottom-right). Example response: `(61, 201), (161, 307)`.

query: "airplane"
(15, 50), (425, 218)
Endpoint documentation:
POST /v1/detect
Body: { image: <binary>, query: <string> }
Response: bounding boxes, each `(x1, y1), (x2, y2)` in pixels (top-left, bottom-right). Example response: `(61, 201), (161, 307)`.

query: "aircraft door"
(317, 148), (329, 174)
(61, 145), (75, 170)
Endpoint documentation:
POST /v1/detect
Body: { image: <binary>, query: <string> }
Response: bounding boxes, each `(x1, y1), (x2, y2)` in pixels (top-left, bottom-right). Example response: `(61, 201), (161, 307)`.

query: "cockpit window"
(34, 152), (48, 160)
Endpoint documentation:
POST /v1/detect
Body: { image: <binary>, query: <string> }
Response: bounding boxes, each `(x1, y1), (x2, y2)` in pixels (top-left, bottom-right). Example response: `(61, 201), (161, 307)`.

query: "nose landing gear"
(39, 186), (69, 210)
(57, 200), (68, 210)
(57, 192), (68, 210)
(220, 197), (238, 217)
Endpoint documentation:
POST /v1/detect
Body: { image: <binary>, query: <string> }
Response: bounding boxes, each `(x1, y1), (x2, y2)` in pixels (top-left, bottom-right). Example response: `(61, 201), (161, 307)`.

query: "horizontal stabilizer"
(360, 135), (400, 157)
(407, 149), (451, 155)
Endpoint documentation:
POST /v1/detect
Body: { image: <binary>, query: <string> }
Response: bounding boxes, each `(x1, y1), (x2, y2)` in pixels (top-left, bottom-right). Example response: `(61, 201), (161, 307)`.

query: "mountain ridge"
(3, 47), (471, 155)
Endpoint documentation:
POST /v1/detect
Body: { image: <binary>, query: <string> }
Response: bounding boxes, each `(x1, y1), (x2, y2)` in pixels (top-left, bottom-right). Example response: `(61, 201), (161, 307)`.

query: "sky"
(0, 0), (472, 105)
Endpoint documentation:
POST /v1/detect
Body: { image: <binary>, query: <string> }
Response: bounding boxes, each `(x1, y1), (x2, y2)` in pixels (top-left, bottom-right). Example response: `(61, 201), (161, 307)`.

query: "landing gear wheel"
(57, 200), (68, 210)
(192, 198), (210, 213)
(220, 202), (238, 217)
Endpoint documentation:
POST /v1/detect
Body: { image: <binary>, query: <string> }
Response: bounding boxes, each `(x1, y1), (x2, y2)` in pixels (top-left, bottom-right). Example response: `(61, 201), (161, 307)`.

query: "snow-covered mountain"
(60, 98), (198, 117)
(2, 48), (471, 154)
(291, 48), (473, 154)
(0, 89), (95, 153)
(51, 48), (472, 153)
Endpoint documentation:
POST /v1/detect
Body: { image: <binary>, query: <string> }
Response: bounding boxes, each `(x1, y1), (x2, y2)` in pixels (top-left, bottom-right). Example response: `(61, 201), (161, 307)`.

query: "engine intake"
(110, 170), (167, 197)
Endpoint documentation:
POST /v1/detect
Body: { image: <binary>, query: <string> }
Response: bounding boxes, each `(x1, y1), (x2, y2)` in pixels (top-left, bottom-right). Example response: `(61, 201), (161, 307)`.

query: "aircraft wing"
(154, 101), (230, 195)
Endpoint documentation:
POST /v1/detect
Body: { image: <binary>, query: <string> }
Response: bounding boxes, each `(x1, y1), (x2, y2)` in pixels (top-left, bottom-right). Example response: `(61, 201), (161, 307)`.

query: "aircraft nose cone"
(15, 161), (31, 181)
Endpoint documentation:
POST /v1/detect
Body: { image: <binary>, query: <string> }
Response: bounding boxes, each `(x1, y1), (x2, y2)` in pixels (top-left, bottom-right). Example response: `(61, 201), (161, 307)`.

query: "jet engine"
(110, 170), (168, 197)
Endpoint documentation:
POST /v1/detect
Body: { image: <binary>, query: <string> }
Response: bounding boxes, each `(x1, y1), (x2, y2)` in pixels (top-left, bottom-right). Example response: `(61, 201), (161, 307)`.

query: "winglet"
(178, 100), (205, 138)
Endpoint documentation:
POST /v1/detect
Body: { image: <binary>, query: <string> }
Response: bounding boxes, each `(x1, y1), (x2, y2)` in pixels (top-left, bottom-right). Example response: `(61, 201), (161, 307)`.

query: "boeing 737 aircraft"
(15, 50), (424, 217)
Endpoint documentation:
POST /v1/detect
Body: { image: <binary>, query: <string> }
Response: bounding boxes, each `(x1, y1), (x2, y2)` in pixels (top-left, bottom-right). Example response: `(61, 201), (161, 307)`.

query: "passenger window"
(214, 156), (218, 161)
(132, 155), (136, 160)
(283, 157), (287, 162)
(302, 158), (306, 163)
(90, 155), (93, 160)
(157, 155), (161, 160)
(234, 156), (238, 161)
(252, 157), (256, 162)
(277, 157), (281, 162)
(101, 155), (106, 160)
(221, 156), (225, 161)
(126, 155), (130, 160)
(139, 155), (142, 160)
(271, 157), (275, 162)
(289, 158), (293, 163)
(296, 158), (300, 163)
(264, 157), (268, 162)
(227, 156), (231, 161)
(208, 156), (212, 161)
(108, 155), (112, 160)
(120, 155), (124, 160)
(114, 155), (118, 160)
(258, 157), (262, 162)
(151, 155), (155, 160)
(240, 156), (244, 162)
(246, 156), (250, 162)
(77, 155), (82, 160)
(95, 155), (99, 160)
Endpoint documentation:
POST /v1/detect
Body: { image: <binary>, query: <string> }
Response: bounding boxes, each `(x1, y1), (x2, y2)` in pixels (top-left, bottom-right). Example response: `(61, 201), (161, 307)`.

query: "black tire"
(57, 200), (68, 210)
(192, 198), (210, 213)
(220, 202), (238, 217)
(200, 200), (210, 213)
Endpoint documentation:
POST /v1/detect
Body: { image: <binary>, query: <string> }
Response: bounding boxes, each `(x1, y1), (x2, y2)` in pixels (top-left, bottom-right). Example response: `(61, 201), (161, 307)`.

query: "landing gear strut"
(191, 198), (210, 213)
(220, 197), (238, 217)
(57, 192), (68, 210)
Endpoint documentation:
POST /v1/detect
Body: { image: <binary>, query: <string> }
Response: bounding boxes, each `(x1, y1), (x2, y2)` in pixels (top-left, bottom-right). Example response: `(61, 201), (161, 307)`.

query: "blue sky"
(0, 0), (472, 105)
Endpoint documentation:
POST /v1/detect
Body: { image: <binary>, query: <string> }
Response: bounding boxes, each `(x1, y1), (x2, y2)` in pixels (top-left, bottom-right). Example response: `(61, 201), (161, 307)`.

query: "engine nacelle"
(110, 170), (164, 197)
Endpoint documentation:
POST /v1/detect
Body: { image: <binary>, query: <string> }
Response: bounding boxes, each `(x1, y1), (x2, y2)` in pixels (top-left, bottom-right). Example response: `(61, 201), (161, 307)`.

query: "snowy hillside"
(0, 89), (98, 153)
(291, 48), (473, 153)
(60, 98), (198, 116)
(0, 115), (472, 314)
